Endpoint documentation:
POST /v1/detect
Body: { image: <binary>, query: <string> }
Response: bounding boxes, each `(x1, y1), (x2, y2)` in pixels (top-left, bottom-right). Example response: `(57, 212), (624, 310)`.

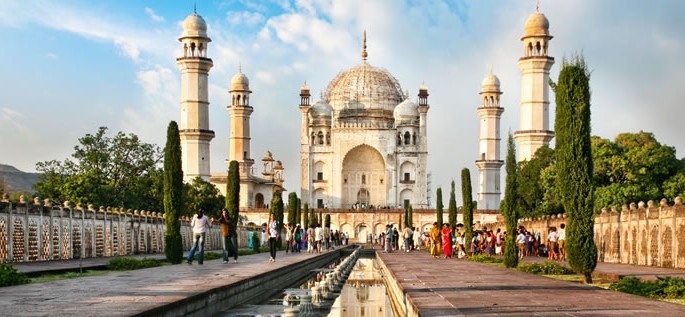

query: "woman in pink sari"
(442, 223), (452, 258)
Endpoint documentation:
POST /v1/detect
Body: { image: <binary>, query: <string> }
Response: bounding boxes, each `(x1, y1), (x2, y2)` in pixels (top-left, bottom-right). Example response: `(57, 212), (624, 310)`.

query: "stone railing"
(482, 197), (685, 269)
(0, 200), (233, 263)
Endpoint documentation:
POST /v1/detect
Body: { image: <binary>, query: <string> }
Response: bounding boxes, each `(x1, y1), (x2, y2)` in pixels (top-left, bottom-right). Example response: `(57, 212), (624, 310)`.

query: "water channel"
(217, 250), (394, 317)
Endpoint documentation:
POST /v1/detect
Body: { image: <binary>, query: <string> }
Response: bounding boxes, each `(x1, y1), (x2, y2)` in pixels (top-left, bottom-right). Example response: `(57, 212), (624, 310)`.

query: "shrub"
(517, 261), (574, 275)
(193, 252), (221, 261)
(108, 258), (163, 270)
(610, 277), (685, 299)
(252, 231), (261, 253)
(469, 254), (504, 264)
(0, 263), (30, 287)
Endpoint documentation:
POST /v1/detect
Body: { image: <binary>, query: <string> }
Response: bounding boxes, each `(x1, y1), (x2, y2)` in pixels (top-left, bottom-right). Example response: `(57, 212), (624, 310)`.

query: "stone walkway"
(378, 250), (685, 316)
(0, 250), (332, 317)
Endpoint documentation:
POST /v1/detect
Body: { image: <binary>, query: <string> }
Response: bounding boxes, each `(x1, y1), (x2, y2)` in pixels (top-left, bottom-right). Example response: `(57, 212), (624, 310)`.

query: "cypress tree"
(555, 56), (596, 283)
(303, 203), (309, 229)
(404, 205), (410, 227)
(398, 214), (403, 230)
(296, 198), (301, 225)
(461, 168), (474, 253)
(408, 204), (414, 228)
(436, 187), (444, 228)
(448, 180), (457, 228)
(226, 160), (240, 227)
(271, 190), (284, 248)
(163, 121), (184, 264)
(287, 192), (297, 226)
(319, 212), (323, 227)
(503, 134), (519, 268)
(325, 214), (330, 228)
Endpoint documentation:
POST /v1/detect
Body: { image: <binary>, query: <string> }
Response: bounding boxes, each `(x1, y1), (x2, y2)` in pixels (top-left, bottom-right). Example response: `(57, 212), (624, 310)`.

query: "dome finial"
(536, 0), (540, 12)
(361, 30), (368, 61)
(489, 64), (494, 75)
(193, 1), (197, 15)
(238, 62), (242, 74)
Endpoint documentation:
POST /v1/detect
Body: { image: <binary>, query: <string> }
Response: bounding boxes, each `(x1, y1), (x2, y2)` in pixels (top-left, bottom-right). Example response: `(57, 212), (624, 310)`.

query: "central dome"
(323, 62), (405, 113)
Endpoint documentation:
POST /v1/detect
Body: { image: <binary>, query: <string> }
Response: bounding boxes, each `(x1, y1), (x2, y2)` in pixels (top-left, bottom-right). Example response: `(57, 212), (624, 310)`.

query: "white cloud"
(46, 52), (58, 59)
(227, 11), (265, 26)
(145, 7), (165, 22)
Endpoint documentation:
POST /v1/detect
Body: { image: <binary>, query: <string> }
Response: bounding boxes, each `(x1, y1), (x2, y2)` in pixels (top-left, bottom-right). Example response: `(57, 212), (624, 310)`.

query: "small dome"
(481, 73), (500, 89)
(419, 82), (429, 90)
(301, 82), (310, 91)
(523, 11), (550, 38)
(262, 151), (273, 161)
(181, 13), (208, 38)
(310, 101), (333, 117)
(231, 71), (249, 91)
(394, 99), (419, 124)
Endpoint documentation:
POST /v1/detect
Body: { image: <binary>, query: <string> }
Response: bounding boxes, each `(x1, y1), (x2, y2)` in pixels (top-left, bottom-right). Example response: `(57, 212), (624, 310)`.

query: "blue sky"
(1, 0), (684, 205)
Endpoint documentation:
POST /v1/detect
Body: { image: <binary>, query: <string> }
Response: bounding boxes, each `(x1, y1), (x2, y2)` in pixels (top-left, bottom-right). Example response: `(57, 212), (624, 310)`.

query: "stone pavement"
(0, 249), (334, 317)
(378, 250), (685, 316)
(520, 256), (685, 281)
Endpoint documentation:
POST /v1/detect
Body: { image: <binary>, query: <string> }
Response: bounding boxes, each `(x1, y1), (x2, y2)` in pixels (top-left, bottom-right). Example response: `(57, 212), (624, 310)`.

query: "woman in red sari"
(442, 223), (452, 258)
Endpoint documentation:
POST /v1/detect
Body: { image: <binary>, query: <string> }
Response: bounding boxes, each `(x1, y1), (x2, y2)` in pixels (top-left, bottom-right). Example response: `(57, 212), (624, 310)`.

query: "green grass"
(30, 270), (112, 284)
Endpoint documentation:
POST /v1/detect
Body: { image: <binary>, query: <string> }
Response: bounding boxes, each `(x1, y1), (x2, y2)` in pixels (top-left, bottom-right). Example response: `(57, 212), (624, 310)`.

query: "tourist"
(484, 230), (493, 255)
(495, 228), (503, 255)
(324, 225), (331, 250)
(442, 223), (452, 258)
(187, 208), (211, 265)
(469, 230), (479, 255)
(344, 232), (349, 245)
(315, 224), (323, 253)
(267, 213), (279, 262)
(402, 225), (413, 252)
(284, 223), (292, 254)
(413, 227), (422, 250)
(214, 208), (233, 264)
(525, 231), (534, 257)
(294, 224), (302, 253)
(392, 227), (400, 251)
(430, 222), (441, 258)
(385, 225), (393, 253)
(456, 232), (466, 258)
(516, 229), (526, 259)
(307, 225), (316, 253)
(558, 223), (566, 261)
(547, 226), (558, 261)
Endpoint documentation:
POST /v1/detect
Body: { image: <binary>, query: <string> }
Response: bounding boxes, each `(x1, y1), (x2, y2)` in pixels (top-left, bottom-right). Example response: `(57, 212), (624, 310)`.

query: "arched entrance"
(342, 144), (386, 208)
(255, 193), (264, 208)
(356, 223), (369, 243)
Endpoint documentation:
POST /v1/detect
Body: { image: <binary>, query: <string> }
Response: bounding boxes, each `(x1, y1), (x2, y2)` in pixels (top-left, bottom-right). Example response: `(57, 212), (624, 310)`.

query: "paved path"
(378, 251), (685, 316)
(0, 250), (331, 317)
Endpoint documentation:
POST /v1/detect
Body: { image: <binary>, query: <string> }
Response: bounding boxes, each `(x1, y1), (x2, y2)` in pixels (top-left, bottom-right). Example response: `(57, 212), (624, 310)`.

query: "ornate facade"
(299, 33), (430, 209)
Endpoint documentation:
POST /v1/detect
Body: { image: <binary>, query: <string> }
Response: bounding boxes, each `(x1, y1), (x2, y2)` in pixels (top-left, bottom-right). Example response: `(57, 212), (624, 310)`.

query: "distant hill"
(0, 164), (41, 193)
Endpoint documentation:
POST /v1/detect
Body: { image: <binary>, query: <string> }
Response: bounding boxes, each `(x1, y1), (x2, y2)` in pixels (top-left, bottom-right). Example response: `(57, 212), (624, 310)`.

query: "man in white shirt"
(315, 224), (323, 253)
(516, 229), (527, 259)
(187, 208), (211, 265)
(558, 223), (566, 261)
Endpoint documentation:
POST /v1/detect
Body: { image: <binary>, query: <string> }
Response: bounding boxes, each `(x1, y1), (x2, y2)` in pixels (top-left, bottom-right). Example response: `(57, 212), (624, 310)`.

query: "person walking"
(558, 223), (566, 261)
(547, 227), (559, 261)
(284, 223), (292, 255)
(315, 224), (324, 253)
(430, 222), (441, 258)
(187, 208), (211, 265)
(294, 224), (302, 253)
(402, 225), (413, 252)
(442, 223), (452, 258)
(385, 225), (393, 253)
(215, 208), (233, 264)
(267, 213), (279, 262)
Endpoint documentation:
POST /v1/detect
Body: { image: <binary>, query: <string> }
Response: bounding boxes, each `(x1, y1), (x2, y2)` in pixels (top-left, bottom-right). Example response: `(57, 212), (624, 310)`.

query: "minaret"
(299, 82), (311, 202)
(514, 7), (554, 161)
(476, 72), (504, 210)
(227, 66), (254, 178)
(177, 11), (214, 182)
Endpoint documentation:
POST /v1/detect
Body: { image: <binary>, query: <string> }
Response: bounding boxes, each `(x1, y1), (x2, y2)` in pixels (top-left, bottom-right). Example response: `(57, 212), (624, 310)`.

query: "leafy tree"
(664, 172), (685, 200)
(163, 121), (184, 264)
(184, 177), (224, 218)
(34, 127), (163, 210)
(502, 134), (519, 268)
(555, 56), (596, 283)
(287, 192), (298, 225)
(325, 214), (330, 228)
(448, 180), (457, 228)
(435, 187), (443, 228)
(303, 203), (309, 229)
(225, 160), (240, 226)
(516, 145), (555, 218)
(461, 168), (474, 252)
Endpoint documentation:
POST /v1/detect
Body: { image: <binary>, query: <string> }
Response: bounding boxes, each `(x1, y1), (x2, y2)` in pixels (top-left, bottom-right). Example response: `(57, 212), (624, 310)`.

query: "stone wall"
(482, 198), (685, 269)
(0, 201), (242, 263)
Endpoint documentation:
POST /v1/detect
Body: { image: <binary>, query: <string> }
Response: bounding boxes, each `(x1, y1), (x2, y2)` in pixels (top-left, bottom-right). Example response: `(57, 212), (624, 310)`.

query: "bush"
(107, 258), (163, 271)
(469, 254), (504, 264)
(517, 261), (574, 275)
(609, 277), (685, 299)
(193, 252), (221, 261)
(0, 263), (30, 287)
(252, 231), (261, 253)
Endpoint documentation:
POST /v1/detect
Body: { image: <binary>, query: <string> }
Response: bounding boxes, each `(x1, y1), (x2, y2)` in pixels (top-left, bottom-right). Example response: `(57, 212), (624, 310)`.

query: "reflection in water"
(219, 256), (393, 317)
